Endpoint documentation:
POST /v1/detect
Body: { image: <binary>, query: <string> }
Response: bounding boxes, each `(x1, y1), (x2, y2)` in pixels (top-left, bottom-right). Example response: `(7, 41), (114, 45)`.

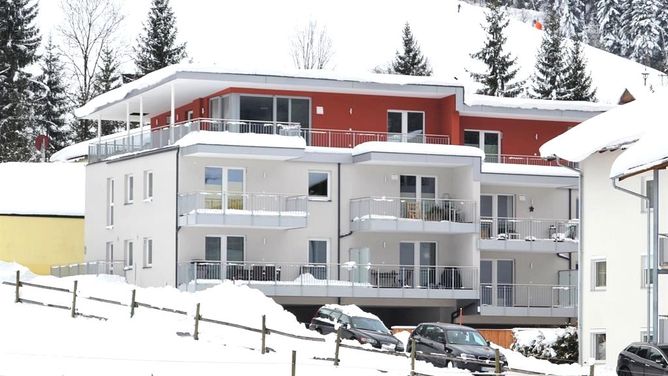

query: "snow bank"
(0, 162), (85, 216)
(323, 304), (381, 320)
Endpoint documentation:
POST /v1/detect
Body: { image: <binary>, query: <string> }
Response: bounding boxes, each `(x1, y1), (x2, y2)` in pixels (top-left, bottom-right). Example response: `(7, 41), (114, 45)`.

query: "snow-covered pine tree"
(469, 0), (523, 97)
(134, 0), (187, 77)
(35, 37), (70, 158)
(563, 38), (597, 101)
(554, 0), (582, 38)
(626, 0), (663, 67)
(94, 46), (124, 135)
(531, 7), (569, 100)
(391, 23), (432, 76)
(596, 0), (624, 55)
(0, 0), (41, 162)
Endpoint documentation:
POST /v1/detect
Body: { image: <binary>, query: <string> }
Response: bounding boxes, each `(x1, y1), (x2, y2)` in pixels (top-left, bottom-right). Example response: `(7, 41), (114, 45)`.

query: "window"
(205, 236), (244, 262)
(124, 240), (134, 269)
(308, 171), (330, 200)
(309, 240), (328, 264)
(641, 255), (654, 288)
(143, 238), (153, 268)
(106, 178), (114, 226)
(642, 178), (655, 211)
(125, 174), (134, 204)
(464, 130), (501, 162)
(186, 110), (194, 120)
(205, 237), (222, 261)
(105, 242), (114, 262)
(226, 236), (244, 262)
(204, 167), (245, 209)
(387, 110), (424, 142)
(592, 331), (606, 361)
(144, 171), (153, 200)
(592, 259), (606, 290)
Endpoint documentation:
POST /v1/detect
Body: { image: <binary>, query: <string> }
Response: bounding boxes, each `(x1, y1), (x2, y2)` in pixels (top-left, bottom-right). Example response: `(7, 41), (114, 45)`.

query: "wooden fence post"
(14, 270), (20, 303)
(71, 280), (78, 318)
(130, 289), (136, 318)
(194, 303), (200, 340)
(334, 327), (341, 366)
(291, 350), (296, 376)
(410, 338), (416, 376)
(495, 348), (501, 374)
(261, 314), (267, 354)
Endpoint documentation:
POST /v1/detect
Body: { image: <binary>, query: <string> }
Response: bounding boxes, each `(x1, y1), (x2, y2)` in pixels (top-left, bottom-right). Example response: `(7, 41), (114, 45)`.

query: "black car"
(408, 322), (507, 372)
(617, 342), (668, 376)
(308, 305), (405, 352)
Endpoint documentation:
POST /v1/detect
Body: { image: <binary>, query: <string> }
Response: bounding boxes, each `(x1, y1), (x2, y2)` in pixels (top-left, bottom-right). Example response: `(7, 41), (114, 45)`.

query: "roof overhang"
(460, 103), (609, 123)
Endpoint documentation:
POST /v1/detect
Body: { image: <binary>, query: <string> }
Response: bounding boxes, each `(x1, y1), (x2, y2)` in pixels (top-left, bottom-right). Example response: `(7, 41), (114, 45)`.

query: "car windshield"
(351, 317), (390, 334)
(659, 346), (668, 357)
(446, 329), (488, 346)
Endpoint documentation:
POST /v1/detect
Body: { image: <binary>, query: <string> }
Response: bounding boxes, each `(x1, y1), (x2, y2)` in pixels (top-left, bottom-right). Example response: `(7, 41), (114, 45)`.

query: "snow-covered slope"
(38, 0), (662, 105)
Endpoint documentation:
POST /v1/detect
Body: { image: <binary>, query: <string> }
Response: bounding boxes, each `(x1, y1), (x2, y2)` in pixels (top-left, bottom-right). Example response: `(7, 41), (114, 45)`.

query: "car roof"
(418, 322), (479, 331)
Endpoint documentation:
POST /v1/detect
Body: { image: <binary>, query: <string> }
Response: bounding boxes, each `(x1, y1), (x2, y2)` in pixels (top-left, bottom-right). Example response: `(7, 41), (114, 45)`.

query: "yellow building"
(0, 162), (85, 274)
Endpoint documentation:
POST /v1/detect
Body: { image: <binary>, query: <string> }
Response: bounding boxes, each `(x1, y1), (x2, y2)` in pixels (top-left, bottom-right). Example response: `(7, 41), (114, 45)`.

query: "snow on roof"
(464, 93), (615, 113)
(482, 163), (579, 177)
(609, 125), (668, 178)
(174, 131), (307, 149)
(352, 141), (484, 158)
(540, 88), (668, 162)
(323, 304), (381, 320)
(0, 162), (85, 216)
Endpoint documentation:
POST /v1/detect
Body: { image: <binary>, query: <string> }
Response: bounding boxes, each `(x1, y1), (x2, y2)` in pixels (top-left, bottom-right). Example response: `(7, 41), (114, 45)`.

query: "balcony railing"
(50, 260), (127, 278)
(301, 128), (450, 148)
(484, 154), (579, 168)
(350, 197), (477, 233)
(480, 217), (578, 241)
(178, 191), (308, 228)
(480, 283), (577, 309)
(177, 261), (479, 293)
(88, 118), (302, 162)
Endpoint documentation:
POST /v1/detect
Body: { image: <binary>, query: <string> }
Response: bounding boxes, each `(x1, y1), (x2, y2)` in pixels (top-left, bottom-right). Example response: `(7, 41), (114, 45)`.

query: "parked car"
(308, 304), (405, 352)
(407, 322), (507, 372)
(617, 342), (668, 376)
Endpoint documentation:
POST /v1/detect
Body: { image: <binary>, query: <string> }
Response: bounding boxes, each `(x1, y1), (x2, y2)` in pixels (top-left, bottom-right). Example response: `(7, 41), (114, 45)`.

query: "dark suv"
(308, 305), (404, 352)
(408, 322), (507, 371)
(618, 342), (668, 376)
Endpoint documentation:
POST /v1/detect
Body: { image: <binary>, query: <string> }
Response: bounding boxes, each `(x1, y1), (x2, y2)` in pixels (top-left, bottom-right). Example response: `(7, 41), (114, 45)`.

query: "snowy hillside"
(0, 262), (617, 376)
(37, 0), (662, 105)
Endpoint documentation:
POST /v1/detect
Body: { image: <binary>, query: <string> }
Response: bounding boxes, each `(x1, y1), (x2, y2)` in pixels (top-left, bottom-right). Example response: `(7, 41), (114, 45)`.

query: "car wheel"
(618, 366), (631, 376)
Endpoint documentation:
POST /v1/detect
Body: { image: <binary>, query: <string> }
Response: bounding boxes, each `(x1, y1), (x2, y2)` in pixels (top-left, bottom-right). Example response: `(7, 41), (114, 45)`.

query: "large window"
(592, 259), (607, 290)
(592, 331), (606, 361)
(204, 167), (245, 210)
(205, 236), (244, 262)
(107, 178), (114, 227)
(210, 95), (310, 130)
(308, 171), (330, 200)
(464, 130), (500, 161)
(387, 110), (424, 142)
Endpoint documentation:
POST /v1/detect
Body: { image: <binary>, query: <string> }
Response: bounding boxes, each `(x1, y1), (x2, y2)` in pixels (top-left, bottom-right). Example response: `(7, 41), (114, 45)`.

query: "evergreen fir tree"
(0, 0), (41, 162)
(563, 38), (597, 101)
(596, 0), (624, 55)
(35, 37), (70, 158)
(391, 23), (432, 76)
(531, 7), (569, 100)
(134, 0), (187, 77)
(469, 0), (523, 97)
(627, 0), (663, 67)
(554, 0), (581, 39)
(94, 46), (124, 135)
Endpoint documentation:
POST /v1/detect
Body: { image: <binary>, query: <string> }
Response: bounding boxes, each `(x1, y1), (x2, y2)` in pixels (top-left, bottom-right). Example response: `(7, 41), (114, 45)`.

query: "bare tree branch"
(290, 20), (333, 69)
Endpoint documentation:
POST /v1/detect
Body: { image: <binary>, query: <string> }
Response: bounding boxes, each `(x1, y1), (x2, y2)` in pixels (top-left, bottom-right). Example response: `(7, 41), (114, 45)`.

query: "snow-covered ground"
(0, 262), (614, 375)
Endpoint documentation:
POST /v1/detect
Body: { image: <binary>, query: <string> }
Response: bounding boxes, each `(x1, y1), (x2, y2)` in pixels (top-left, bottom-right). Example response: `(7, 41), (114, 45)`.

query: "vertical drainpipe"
(337, 163), (341, 283)
(126, 102), (130, 147)
(174, 147), (180, 287)
(170, 83), (175, 144)
(97, 115), (102, 160)
(652, 169), (660, 343)
(139, 96), (144, 147)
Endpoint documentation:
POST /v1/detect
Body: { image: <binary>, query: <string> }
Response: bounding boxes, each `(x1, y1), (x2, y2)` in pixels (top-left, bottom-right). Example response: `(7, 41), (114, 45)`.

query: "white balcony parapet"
(350, 197), (477, 234)
(50, 260), (127, 278)
(177, 260), (479, 300)
(302, 128), (450, 148)
(480, 217), (578, 253)
(88, 118), (302, 162)
(484, 154), (578, 167)
(479, 283), (577, 317)
(178, 191), (308, 229)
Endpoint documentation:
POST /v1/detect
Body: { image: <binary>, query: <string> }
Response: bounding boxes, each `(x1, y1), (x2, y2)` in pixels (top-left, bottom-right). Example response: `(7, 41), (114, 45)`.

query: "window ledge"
(143, 198), (154, 203)
(143, 266), (152, 269)
(124, 266), (134, 271)
(592, 287), (606, 292)
(125, 202), (133, 206)
(105, 225), (114, 230)
(308, 197), (331, 202)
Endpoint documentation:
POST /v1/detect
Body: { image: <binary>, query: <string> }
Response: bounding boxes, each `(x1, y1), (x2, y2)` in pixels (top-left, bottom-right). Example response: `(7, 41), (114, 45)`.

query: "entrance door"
(480, 194), (515, 236)
(350, 247), (370, 284)
(400, 241), (437, 287)
(480, 260), (493, 305)
(400, 243), (415, 287)
(480, 259), (514, 306)
(204, 236), (245, 280)
(400, 175), (436, 219)
(204, 167), (245, 210)
(419, 242), (437, 287)
(387, 111), (424, 142)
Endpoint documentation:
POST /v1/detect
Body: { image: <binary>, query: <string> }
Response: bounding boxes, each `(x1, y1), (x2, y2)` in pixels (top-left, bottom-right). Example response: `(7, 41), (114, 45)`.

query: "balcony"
(177, 261), (479, 300)
(302, 128), (450, 148)
(479, 217), (578, 253)
(350, 197), (477, 234)
(484, 154), (577, 167)
(479, 283), (577, 317)
(88, 118), (302, 162)
(178, 191), (308, 229)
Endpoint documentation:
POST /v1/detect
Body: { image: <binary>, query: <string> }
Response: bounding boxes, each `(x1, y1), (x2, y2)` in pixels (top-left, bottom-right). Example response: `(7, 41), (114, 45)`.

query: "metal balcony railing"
(480, 283), (577, 309)
(484, 154), (578, 168)
(177, 260), (479, 291)
(178, 191), (308, 217)
(88, 118), (302, 162)
(350, 197), (477, 224)
(480, 217), (578, 241)
(50, 260), (127, 277)
(301, 128), (450, 148)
